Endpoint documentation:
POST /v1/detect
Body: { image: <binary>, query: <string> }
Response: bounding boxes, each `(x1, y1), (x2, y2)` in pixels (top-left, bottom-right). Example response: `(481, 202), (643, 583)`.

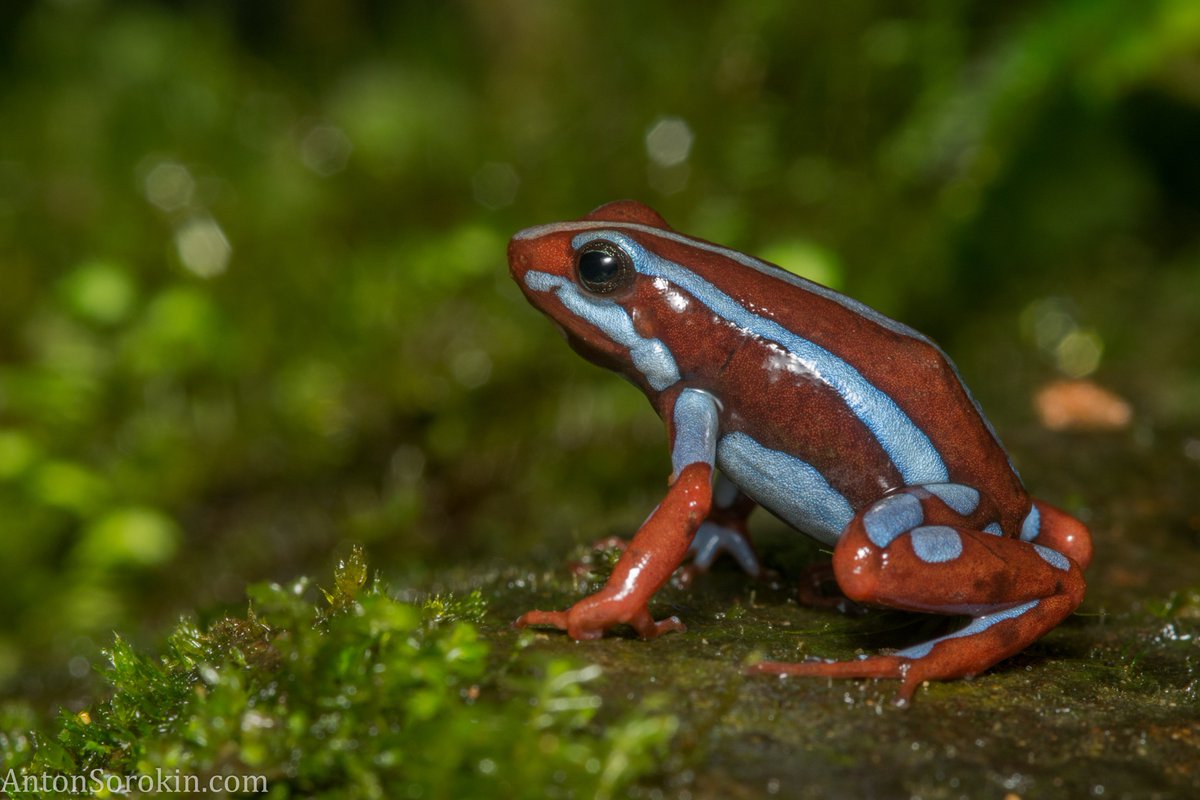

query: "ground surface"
(449, 427), (1200, 799)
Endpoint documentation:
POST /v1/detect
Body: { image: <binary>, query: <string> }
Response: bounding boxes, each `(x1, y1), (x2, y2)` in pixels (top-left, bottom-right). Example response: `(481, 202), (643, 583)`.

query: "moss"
(0, 548), (677, 799)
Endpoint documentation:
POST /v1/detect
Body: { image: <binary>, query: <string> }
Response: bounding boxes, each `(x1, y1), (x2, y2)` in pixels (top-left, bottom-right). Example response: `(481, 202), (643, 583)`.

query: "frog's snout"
(507, 237), (533, 283)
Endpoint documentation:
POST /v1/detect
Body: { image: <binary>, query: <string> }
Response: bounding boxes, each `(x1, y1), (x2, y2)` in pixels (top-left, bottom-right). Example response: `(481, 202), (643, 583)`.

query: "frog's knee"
(1030, 499), (1092, 570)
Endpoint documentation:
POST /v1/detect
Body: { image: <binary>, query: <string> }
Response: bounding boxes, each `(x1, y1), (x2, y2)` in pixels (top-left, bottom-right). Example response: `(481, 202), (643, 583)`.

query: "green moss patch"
(0, 547), (676, 799)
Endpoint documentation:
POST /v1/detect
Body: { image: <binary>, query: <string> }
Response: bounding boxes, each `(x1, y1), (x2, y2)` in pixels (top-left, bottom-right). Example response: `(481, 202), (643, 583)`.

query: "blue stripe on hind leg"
(748, 486), (1087, 704)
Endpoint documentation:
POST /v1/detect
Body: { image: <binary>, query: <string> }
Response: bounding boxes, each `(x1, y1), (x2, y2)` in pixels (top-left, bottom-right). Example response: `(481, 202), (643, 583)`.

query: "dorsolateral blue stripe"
(518, 218), (1019, 476)
(517, 220), (935, 344)
(573, 231), (950, 485)
(524, 270), (680, 391)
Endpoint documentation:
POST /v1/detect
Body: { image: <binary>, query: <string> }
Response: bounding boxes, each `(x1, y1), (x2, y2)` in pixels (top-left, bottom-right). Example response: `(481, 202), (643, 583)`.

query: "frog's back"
(511, 200), (1029, 538)
(619, 222), (1028, 530)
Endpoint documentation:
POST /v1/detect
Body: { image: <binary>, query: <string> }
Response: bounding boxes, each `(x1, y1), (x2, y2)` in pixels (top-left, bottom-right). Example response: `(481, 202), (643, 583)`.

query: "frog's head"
(508, 201), (684, 392)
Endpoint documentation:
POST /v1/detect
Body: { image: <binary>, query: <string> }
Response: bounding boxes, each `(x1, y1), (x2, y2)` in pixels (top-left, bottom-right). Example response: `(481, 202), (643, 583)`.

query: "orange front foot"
(515, 596), (686, 641)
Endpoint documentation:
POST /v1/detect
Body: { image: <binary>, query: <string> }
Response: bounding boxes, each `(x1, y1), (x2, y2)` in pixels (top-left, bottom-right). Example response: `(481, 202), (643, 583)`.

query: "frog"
(508, 200), (1091, 703)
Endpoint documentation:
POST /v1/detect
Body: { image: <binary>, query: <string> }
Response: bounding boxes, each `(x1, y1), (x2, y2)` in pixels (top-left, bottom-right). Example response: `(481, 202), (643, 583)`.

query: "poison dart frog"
(509, 201), (1091, 704)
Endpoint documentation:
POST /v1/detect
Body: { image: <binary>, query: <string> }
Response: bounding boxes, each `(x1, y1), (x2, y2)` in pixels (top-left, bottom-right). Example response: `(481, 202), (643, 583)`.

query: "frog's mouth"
(565, 330), (630, 375)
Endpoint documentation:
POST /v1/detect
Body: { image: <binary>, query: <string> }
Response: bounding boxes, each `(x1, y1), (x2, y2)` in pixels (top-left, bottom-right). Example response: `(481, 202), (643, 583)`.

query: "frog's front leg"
(676, 473), (762, 587)
(516, 389), (720, 640)
(580, 474), (761, 586)
(749, 485), (1088, 704)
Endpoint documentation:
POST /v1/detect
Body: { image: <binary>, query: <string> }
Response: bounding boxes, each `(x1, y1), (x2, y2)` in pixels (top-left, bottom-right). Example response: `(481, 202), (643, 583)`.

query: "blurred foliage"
(0, 550), (677, 799)
(0, 0), (1199, 709)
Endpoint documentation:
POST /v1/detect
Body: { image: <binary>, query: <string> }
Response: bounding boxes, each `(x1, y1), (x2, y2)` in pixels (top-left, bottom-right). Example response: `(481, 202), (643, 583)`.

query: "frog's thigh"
(749, 487), (1080, 695)
(833, 487), (1084, 612)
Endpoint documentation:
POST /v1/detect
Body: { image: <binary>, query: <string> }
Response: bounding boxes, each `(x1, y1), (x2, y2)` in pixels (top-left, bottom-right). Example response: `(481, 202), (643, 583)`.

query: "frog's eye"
(575, 241), (634, 295)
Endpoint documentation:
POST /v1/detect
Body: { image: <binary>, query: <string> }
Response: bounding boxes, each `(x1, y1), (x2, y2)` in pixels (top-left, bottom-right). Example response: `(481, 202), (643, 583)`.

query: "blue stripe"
(1034, 544), (1071, 572)
(1020, 504), (1041, 542)
(518, 220), (935, 343)
(524, 270), (680, 390)
(716, 432), (853, 545)
(576, 232), (950, 485)
(524, 219), (1018, 479)
(894, 599), (1041, 660)
(671, 389), (719, 475)
(925, 483), (980, 516)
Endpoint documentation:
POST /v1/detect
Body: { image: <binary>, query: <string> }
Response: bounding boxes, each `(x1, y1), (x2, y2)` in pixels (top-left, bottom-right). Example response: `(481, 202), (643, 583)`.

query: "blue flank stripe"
(717, 432), (854, 545)
(574, 231), (950, 485)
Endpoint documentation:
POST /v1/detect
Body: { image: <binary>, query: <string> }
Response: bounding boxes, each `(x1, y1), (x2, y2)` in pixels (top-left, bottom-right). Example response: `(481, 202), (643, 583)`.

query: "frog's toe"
(514, 609), (570, 632)
(747, 655), (922, 703)
(746, 654), (907, 681)
(628, 608), (686, 639)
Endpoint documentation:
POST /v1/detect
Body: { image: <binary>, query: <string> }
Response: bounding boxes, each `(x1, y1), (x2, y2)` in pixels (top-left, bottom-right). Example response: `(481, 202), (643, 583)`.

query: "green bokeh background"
(1, 0), (1198, 714)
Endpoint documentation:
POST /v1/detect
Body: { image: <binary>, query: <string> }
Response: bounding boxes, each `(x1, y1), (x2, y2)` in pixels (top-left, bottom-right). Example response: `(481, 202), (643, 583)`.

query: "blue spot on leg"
(909, 525), (964, 563)
(863, 493), (924, 547)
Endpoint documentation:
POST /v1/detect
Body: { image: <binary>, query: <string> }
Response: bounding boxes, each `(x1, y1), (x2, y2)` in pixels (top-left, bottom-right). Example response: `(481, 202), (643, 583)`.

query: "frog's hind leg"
(748, 485), (1087, 704)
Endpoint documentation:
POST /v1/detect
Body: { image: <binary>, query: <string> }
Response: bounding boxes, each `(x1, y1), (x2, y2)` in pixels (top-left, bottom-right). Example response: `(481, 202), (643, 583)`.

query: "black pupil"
(578, 249), (620, 289)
